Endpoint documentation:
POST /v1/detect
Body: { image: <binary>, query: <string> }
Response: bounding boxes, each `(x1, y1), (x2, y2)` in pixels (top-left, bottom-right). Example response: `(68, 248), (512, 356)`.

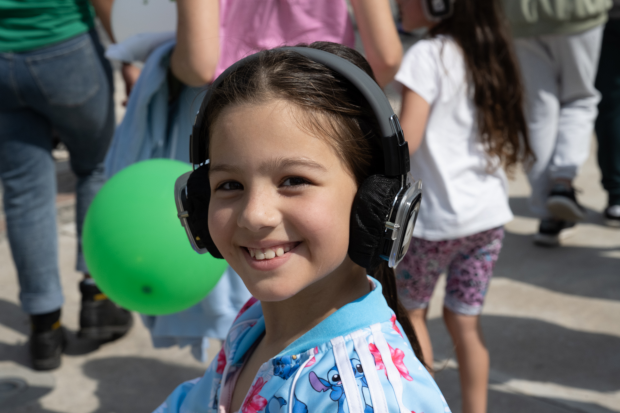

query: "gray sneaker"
(533, 218), (577, 247)
(546, 183), (585, 222)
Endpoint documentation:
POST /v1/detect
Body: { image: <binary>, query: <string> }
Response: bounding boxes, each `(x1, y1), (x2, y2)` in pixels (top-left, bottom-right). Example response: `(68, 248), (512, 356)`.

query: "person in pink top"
(170, 0), (403, 88)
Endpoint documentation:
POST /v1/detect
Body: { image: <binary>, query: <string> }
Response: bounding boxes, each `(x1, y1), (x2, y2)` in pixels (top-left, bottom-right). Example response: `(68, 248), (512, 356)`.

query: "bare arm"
(399, 86), (430, 155)
(349, 0), (402, 87)
(170, 0), (220, 87)
(89, 0), (115, 42)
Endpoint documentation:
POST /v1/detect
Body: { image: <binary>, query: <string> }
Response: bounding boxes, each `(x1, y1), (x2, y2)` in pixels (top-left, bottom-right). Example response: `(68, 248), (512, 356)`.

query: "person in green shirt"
(501, 0), (612, 246)
(0, 0), (133, 371)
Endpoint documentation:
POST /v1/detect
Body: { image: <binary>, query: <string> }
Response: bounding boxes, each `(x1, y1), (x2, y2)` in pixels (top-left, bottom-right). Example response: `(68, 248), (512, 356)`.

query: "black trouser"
(595, 19), (620, 206)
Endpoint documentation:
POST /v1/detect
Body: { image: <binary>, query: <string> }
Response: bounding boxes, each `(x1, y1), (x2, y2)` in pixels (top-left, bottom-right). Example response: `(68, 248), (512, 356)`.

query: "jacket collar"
(231, 277), (392, 364)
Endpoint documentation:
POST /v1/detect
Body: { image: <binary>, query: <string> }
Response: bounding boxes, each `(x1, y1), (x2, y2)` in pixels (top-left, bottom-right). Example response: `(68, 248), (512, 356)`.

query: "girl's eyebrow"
(210, 157), (327, 174)
(267, 157), (327, 172)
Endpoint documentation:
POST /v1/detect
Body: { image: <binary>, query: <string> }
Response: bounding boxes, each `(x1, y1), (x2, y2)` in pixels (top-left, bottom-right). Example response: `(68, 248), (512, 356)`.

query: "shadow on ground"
(0, 298), (29, 336)
(508, 196), (607, 226)
(81, 357), (205, 413)
(2, 401), (62, 413)
(435, 367), (617, 413)
(0, 388), (58, 413)
(428, 315), (620, 412)
(2, 357), (204, 413)
(496, 209), (620, 301)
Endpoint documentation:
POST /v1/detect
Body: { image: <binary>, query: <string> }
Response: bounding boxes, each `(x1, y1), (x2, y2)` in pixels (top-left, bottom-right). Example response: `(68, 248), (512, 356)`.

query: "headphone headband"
(177, 45), (422, 269)
(190, 46), (409, 176)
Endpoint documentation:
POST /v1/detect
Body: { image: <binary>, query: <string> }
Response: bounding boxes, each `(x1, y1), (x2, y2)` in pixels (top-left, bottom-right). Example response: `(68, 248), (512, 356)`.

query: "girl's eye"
(281, 177), (309, 187)
(217, 181), (243, 191)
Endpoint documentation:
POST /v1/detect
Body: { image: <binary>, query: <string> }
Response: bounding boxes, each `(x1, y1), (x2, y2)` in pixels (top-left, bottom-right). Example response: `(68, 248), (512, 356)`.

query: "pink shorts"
(395, 227), (504, 316)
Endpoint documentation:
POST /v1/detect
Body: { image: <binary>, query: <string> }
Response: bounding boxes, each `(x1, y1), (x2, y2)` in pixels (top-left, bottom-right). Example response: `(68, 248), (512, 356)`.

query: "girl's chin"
(246, 279), (308, 303)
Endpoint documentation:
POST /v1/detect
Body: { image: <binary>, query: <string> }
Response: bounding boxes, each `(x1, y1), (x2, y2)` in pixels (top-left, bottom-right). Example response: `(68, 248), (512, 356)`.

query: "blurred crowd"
(0, 1), (618, 412)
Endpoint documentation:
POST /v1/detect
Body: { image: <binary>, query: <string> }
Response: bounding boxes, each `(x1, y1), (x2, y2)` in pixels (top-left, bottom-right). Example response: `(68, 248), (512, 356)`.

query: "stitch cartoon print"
(152, 286), (452, 413)
(308, 358), (373, 413)
(273, 354), (304, 380)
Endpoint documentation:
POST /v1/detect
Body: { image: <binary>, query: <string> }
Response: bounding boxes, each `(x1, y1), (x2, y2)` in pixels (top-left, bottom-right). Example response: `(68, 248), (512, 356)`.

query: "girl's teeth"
(248, 245), (295, 260)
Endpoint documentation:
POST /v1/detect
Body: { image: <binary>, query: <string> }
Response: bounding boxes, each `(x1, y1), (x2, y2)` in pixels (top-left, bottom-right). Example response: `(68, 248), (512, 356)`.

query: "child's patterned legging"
(395, 227), (504, 316)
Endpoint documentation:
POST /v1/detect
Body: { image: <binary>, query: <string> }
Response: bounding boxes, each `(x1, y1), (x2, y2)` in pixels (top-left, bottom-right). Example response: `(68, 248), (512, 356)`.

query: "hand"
(121, 63), (142, 106)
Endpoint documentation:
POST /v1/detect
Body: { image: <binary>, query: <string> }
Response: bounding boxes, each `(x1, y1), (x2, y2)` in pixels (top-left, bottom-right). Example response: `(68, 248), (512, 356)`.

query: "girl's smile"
(208, 99), (363, 302)
(241, 242), (299, 272)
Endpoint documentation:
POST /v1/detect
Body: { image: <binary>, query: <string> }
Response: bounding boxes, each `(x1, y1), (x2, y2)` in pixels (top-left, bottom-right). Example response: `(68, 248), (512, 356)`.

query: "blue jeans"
(0, 30), (114, 315)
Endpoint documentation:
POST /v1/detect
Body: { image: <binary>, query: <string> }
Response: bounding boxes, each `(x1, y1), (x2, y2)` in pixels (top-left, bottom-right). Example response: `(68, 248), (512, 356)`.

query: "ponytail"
(371, 261), (427, 368)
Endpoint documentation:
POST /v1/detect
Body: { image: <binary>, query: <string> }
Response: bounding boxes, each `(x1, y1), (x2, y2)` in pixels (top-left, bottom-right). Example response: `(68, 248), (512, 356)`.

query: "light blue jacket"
(154, 278), (450, 413)
(104, 40), (252, 360)
(104, 39), (202, 177)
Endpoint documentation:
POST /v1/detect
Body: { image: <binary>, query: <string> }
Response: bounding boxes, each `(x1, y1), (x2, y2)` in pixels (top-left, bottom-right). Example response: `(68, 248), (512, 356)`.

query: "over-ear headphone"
(422, 0), (455, 22)
(174, 47), (422, 270)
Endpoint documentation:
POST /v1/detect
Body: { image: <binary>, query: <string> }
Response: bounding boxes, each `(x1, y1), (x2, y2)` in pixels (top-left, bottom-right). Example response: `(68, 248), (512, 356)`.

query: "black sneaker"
(533, 218), (577, 247)
(604, 205), (620, 227)
(78, 281), (133, 341)
(546, 183), (585, 221)
(30, 309), (67, 371)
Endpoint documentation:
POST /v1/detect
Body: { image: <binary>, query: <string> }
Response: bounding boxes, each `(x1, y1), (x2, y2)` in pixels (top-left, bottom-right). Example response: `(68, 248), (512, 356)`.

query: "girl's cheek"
(208, 204), (235, 250)
(299, 192), (352, 249)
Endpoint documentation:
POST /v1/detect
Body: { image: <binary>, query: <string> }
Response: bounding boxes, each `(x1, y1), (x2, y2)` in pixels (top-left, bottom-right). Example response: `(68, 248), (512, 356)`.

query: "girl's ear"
(348, 175), (401, 270)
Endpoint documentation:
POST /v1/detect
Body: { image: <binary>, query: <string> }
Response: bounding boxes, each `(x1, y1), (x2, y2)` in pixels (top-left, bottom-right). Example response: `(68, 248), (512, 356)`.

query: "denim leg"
(0, 30), (114, 313)
(22, 30), (115, 274)
(0, 108), (64, 315)
(73, 163), (108, 273)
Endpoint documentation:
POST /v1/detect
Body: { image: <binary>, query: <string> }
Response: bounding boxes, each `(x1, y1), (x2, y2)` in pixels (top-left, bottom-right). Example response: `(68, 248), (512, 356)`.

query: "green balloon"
(83, 159), (227, 315)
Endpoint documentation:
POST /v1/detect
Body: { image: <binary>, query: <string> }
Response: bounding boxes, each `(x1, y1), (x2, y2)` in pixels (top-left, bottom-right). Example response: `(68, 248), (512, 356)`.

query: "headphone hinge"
(384, 115), (410, 176)
(383, 137), (410, 176)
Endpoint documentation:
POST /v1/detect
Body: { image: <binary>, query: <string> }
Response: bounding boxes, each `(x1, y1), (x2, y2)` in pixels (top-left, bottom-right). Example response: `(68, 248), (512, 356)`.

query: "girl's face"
(208, 99), (360, 301)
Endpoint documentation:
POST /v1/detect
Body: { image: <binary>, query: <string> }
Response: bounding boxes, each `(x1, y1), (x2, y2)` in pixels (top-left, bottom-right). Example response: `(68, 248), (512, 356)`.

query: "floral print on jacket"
(154, 278), (450, 413)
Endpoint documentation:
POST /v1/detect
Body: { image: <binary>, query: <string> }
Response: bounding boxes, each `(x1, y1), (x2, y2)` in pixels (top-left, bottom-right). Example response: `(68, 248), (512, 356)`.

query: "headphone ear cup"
(186, 165), (224, 259)
(349, 175), (402, 271)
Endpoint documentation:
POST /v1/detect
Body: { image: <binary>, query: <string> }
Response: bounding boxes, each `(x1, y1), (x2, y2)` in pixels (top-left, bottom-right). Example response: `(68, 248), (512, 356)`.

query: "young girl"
(154, 42), (450, 413)
(395, 1), (533, 413)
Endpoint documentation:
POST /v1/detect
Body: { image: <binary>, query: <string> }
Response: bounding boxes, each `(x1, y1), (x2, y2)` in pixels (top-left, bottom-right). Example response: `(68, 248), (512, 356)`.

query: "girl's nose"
(237, 187), (281, 231)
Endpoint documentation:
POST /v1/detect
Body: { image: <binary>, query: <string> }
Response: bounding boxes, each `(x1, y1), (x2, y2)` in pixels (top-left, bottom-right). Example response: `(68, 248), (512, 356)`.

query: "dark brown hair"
(200, 41), (426, 364)
(429, 0), (534, 173)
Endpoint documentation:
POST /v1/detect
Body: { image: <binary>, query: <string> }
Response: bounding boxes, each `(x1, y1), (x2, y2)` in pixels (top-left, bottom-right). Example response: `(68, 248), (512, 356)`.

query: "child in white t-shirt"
(395, 1), (534, 412)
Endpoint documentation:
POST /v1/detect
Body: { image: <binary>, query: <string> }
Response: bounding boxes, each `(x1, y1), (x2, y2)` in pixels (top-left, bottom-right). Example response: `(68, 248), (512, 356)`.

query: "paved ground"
(1, 38), (619, 413)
